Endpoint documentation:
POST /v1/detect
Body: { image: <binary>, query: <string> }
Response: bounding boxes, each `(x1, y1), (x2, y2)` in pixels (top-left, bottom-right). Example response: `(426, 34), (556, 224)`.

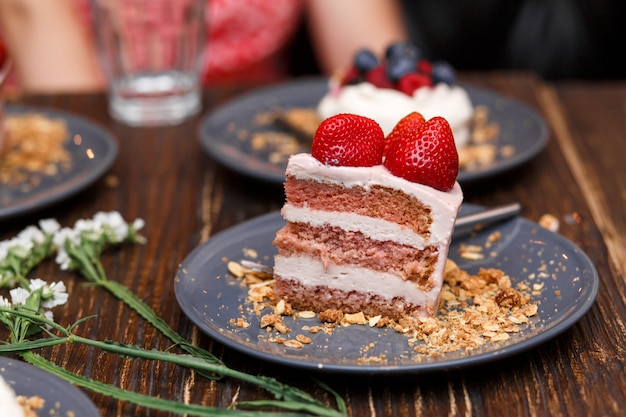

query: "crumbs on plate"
(17, 395), (46, 417)
(0, 114), (71, 190)
(225, 246), (540, 361)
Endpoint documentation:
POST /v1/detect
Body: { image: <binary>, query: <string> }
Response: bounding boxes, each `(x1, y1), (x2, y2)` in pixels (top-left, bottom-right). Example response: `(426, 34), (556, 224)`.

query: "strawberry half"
(384, 112), (425, 156)
(383, 116), (458, 191)
(312, 114), (385, 167)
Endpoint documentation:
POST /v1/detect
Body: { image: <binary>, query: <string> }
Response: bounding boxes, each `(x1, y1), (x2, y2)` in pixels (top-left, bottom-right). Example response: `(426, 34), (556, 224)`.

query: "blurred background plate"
(0, 105), (118, 221)
(0, 356), (100, 416)
(198, 77), (549, 184)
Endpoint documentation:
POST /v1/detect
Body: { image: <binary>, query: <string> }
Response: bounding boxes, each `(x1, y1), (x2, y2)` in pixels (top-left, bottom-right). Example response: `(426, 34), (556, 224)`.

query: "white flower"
(74, 219), (102, 242)
(39, 218), (61, 235)
(43, 310), (54, 328)
(40, 281), (68, 308)
(0, 296), (11, 309)
(53, 228), (80, 270)
(94, 211), (128, 242)
(132, 218), (145, 231)
(3, 236), (34, 259)
(9, 287), (30, 305)
(54, 227), (80, 246)
(17, 225), (45, 245)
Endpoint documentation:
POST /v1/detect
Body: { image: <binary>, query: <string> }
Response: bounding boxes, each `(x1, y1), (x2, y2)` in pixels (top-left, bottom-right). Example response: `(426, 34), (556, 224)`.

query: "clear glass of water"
(91, 0), (206, 126)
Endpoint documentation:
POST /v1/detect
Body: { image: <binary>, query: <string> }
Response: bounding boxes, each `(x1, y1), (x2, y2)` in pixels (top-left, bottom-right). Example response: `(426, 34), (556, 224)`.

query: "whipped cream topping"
(317, 82), (474, 148)
(0, 375), (25, 417)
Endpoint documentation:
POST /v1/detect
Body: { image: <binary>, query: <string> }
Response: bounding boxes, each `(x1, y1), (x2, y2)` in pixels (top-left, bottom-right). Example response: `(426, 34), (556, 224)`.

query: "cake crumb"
(17, 395), (45, 417)
(539, 213), (560, 232)
(319, 309), (344, 323)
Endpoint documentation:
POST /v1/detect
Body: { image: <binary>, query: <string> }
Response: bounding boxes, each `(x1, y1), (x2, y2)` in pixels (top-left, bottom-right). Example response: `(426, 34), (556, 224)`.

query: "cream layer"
(274, 254), (442, 311)
(282, 204), (431, 247)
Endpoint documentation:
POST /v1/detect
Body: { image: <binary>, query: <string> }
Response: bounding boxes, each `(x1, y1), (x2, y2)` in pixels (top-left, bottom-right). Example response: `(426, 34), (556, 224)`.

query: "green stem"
(0, 310), (347, 417)
(67, 243), (223, 366)
(21, 352), (311, 417)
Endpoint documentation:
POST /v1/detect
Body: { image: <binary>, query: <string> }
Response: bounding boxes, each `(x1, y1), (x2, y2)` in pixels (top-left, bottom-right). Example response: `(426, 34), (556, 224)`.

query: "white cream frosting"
(317, 82), (474, 148)
(276, 153), (463, 317)
(0, 375), (25, 417)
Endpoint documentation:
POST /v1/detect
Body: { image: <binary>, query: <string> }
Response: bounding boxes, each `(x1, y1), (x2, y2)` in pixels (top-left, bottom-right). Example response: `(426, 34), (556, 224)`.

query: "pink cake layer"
(274, 277), (428, 320)
(284, 177), (433, 237)
(274, 222), (437, 289)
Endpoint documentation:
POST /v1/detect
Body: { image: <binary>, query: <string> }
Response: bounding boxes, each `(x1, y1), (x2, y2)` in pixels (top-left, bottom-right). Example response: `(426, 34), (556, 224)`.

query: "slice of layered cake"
(273, 112), (463, 319)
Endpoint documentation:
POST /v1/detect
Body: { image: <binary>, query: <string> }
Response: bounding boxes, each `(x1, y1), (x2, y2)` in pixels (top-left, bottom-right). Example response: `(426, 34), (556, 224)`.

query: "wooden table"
(1, 72), (624, 416)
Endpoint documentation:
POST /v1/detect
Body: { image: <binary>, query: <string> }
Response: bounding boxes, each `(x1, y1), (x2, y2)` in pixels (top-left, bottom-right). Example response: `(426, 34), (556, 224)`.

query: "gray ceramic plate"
(0, 356), (100, 416)
(174, 204), (598, 374)
(198, 78), (548, 184)
(0, 106), (118, 220)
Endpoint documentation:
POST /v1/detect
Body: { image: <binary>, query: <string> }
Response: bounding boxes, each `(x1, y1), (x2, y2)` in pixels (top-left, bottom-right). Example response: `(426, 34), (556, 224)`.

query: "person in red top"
(0, 0), (306, 91)
(0, 0), (406, 93)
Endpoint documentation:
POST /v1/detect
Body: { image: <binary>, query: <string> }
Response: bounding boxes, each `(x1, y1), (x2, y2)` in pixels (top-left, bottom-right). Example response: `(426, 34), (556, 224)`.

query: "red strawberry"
(383, 116), (458, 191)
(397, 73), (432, 96)
(384, 112), (425, 155)
(312, 114), (385, 167)
(365, 65), (395, 89)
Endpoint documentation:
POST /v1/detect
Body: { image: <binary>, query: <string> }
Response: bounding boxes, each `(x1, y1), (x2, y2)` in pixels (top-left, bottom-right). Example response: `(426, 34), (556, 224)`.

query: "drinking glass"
(91, 0), (206, 126)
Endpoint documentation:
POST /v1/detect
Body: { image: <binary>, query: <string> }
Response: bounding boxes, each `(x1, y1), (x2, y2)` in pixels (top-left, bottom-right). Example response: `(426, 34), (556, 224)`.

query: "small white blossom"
(40, 281), (68, 308)
(53, 227), (79, 247)
(43, 310), (54, 325)
(53, 228), (80, 270)
(17, 225), (46, 245)
(0, 296), (11, 309)
(39, 218), (61, 234)
(9, 287), (29, 305)
(74, 219), (102, 242)
(94, 211), (128, 242)
(2, 236), (34, 259)
(132, 218), (145, 231)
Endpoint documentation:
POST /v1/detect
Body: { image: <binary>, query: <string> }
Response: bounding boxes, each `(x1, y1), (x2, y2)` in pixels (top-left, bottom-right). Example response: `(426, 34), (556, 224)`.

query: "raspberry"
(397, 73), (433, 96)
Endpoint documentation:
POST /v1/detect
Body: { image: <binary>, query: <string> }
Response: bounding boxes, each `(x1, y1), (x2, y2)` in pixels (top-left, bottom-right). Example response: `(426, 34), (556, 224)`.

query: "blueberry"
(353, 49), (379, 73)
(386, 57), (415, 82)
(385, 41), (421, 65)
(431, 61), (457, 85)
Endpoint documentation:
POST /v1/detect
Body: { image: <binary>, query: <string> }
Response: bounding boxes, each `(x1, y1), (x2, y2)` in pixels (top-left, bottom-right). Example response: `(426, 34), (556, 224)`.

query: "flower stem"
(66, 243), (223, 367)
(21, 352), (315, 417)
(0, 309), (347, 416)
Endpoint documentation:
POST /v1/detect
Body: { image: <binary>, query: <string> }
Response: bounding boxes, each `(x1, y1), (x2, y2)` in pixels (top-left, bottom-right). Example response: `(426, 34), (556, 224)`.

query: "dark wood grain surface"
(1, 72), (624, 416)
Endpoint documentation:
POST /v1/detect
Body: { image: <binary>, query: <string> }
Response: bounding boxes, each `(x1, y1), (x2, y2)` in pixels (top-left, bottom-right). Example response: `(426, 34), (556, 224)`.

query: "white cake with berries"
(317, 42), (474, 148)
(0, 375), (26, 417)
(273, 113), (463, 319)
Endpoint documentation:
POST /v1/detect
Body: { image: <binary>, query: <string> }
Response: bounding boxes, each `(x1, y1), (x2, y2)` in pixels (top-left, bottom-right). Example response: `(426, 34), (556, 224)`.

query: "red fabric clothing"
(203, 0), (304, 84)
